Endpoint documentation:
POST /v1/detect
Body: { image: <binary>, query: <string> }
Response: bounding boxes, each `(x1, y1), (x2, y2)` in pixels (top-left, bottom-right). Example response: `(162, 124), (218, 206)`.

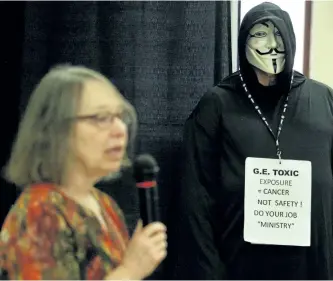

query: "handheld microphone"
(133, 154), (160, 226)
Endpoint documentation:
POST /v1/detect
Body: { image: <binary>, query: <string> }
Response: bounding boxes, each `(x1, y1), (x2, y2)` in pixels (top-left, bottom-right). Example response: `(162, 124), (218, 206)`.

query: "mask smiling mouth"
(256, 48), (285, 55)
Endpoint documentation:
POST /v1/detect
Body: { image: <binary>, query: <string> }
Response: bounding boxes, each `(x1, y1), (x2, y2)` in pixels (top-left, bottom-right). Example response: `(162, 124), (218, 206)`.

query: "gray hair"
(4, 64), (137, 188)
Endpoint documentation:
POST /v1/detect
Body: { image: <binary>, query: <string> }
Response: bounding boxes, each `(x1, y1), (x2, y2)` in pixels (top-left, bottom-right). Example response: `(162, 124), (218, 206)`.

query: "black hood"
(238, 2), (297, 94)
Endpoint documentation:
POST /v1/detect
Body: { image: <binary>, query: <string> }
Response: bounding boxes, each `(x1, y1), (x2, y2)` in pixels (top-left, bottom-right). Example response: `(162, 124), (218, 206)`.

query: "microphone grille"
(133, 154), (159, 180)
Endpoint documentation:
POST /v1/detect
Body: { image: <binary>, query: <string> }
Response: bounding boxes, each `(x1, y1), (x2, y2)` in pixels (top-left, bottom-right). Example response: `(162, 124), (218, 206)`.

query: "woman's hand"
(120, 220), (167, 280)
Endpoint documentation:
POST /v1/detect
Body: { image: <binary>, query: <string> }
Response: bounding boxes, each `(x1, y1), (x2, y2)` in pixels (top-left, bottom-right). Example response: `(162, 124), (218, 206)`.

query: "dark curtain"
(0, 2), (25, 230)
(0, 1), (231, 279)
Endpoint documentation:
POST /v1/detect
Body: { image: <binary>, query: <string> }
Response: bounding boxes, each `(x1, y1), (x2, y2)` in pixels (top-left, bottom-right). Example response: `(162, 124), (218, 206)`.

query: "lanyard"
(239, 72), (294, 161)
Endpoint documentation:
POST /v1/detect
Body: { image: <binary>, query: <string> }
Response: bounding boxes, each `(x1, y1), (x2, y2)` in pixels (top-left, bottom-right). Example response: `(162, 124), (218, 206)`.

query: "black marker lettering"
(272, 169), (299, 177)
(259, 179), (292, 186)
(254, 168), (269, 175)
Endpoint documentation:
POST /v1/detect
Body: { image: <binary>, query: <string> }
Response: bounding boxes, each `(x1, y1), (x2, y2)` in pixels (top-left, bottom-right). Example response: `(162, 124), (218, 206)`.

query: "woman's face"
(71, 79), (128, 178)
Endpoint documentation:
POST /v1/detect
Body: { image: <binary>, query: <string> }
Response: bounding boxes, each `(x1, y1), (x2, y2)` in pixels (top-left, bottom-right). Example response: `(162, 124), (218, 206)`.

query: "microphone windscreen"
(133, 154), (159, 182)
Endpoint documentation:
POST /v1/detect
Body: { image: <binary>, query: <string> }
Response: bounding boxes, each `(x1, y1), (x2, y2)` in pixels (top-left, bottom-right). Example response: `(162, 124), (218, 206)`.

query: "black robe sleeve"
(173, 90), (225, 279)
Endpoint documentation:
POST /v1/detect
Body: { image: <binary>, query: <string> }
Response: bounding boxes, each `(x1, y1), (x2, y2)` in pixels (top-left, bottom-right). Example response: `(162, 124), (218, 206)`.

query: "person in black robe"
(173, 2), (333, 280)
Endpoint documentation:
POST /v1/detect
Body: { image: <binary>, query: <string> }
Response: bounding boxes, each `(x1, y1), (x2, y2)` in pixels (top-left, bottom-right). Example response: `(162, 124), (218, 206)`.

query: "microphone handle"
(138, 186), (159, 226)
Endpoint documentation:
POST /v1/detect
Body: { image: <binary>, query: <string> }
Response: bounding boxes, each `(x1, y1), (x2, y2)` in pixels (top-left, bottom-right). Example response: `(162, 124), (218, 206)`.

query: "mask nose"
(267, 33), (278, 50)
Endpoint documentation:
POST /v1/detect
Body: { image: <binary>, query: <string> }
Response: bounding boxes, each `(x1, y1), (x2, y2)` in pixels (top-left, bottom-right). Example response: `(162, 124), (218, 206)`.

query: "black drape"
(0, 1), (25, 228)
(0, 1), (231, 279)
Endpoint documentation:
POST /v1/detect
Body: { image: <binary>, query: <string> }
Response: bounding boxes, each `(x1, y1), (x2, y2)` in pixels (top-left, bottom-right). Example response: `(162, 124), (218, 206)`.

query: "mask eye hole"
(275, 30), (281, 36)
(253, 31), (267, 38)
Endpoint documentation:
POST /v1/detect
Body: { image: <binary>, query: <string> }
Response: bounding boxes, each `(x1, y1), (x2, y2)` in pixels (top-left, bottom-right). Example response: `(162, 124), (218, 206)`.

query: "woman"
(0, 65), (167, 280)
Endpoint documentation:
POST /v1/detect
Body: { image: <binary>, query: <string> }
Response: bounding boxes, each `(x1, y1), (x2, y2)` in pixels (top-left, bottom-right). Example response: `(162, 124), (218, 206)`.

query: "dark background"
(0, 1), (231, 279)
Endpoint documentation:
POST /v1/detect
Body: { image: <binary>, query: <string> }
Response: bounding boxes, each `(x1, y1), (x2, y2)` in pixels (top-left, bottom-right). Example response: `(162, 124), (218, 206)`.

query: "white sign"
(244, 157), (312, 246)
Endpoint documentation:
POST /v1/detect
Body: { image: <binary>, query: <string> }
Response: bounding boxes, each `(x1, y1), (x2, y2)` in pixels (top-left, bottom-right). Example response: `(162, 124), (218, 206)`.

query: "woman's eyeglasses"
(74, 112), (130, 129)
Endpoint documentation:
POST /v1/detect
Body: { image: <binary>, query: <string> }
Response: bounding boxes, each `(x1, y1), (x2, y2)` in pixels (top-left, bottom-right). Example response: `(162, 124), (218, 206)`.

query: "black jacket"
(174, 2), (333, 280)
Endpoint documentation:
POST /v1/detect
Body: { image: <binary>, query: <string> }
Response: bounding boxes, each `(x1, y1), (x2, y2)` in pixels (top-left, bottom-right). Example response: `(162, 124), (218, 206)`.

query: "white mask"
(245, 21), (285, 74)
